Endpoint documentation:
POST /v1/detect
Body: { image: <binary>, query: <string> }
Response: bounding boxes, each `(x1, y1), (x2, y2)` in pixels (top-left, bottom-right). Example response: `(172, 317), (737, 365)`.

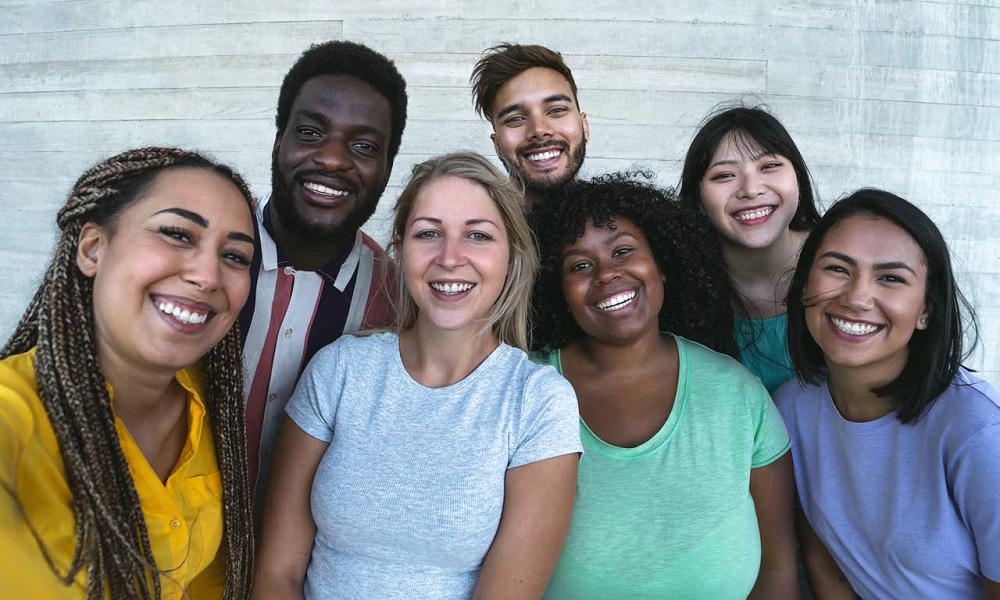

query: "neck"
(97, 350), (184, 418)
(826, 363), (897, 422)
(722, 229), (806, 318)
(398, 321), (500, 388)
(267, 201), (350, 270)
(570, 328), (670, 374)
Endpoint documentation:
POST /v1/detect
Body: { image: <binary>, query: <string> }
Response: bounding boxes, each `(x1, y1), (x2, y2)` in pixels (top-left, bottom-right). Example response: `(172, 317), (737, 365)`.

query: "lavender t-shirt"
(286, 332), (581, 599)
(775, 369), (1000, 599)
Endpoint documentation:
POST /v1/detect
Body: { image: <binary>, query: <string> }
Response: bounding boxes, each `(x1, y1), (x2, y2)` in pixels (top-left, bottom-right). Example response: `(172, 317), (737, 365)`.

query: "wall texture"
(2, 0), (998, 382)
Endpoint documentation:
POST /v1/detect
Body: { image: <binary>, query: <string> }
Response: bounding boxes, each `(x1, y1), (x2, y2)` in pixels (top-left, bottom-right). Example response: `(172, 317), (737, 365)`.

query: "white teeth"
(734, 207), (775, 222)
(596, 290), (636, 311)
(830, 317), (880, 336)
(156, 301), (209, 325)
(303, 181), (348, 197)
(430, 282), (474, 295)
(527, 150), (561, 162)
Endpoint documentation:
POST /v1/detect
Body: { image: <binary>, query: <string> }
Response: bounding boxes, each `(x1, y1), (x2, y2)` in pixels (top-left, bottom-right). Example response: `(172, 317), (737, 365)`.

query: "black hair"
(679, 104), (820, 232)
(787, 188), (979, 423)
(530, 172), (739, 358)
(275, 40), (408, 162)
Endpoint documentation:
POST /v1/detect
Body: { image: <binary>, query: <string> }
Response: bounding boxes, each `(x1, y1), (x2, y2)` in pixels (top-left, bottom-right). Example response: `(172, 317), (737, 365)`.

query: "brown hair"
(471, 43), (580, 123)
(2, 147), (254, 599)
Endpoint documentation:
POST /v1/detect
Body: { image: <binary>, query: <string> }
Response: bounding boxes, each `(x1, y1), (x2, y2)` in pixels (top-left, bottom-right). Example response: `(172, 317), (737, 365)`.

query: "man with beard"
(240, 40), (407, 512)
(471, 43), (589, 205)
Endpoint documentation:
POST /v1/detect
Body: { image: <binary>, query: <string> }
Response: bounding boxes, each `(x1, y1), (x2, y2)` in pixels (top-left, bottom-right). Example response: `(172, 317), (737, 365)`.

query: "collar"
(256, 193), (364, 292)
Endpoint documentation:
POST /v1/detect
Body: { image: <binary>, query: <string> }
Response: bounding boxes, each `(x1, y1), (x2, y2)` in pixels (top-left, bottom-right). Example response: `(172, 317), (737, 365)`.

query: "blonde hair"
(389, 152), (537, 350)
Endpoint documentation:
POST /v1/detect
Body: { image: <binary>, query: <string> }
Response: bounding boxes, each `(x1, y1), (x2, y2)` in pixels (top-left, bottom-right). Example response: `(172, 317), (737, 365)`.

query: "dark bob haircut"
(530, 172), (739, 358)
(787, 188), (979, 423)
(679, 105), (820, 232)
(275, 40), (408, 162)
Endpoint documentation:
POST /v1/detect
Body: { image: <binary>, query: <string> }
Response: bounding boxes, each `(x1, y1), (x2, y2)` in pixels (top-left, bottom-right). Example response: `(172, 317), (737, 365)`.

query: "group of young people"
(0, 38), (997, 600)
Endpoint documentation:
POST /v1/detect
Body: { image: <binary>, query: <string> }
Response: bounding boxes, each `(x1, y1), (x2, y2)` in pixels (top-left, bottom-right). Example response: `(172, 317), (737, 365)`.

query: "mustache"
(516, 140), (569, 155)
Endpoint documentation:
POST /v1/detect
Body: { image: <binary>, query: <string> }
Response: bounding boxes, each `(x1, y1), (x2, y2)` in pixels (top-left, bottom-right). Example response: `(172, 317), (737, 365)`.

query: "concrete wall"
(2, 0), (998, 382)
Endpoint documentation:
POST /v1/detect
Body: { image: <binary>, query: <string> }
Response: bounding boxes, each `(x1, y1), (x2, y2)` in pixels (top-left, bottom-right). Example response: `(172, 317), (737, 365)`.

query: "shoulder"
(677, 335), (765, 391)
(0, 351), (44, 455)
(359, 231), (392, 264)
(311, 331), (395, 367)
(487, 345), (576, 411)
(772, 377), (824, 418)
(925, 369), (1000, 440)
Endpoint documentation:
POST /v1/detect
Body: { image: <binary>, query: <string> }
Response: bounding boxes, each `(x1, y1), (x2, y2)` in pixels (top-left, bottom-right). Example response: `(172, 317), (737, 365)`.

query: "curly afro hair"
(530, 172), (739, 358)
(275, 40), (408, 162)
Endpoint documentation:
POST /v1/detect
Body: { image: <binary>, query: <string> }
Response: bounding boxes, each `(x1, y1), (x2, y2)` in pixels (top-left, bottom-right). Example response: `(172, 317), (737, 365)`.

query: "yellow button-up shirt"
(0, 349), (225, 599)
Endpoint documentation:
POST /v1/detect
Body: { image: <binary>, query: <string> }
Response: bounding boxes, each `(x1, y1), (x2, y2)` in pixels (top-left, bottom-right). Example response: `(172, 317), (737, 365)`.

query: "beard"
(502, 135), (587, 194)
(269, 156), (380, 244)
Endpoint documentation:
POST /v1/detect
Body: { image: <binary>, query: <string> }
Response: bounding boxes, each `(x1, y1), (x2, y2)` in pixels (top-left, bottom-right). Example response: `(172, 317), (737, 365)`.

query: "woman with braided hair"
(0, 147), (255, 599)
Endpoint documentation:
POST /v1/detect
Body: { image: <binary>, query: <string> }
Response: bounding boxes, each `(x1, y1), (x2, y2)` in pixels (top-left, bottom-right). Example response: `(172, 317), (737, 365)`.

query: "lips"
(430, 281), (475, 296)
(152, 295), (215, 326)
(595, 289), (637, 312)
(296, 173), (354, 206)
(733, 206), (776, 224)
(828, 315), (883, 336)
(518, 142), (568, 167)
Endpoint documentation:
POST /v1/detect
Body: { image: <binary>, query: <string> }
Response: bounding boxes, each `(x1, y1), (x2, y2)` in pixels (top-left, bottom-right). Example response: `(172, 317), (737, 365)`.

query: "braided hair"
(530, 172), (739, 358)
(2, 147), (254, 599)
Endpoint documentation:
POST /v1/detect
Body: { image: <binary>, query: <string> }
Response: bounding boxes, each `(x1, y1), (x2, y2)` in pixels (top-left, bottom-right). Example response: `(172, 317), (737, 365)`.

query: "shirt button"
(283, 266), (294, 275)
(284, 328), (293, 338)
(169, 518), (181, 529)
(268, 393), (277, 402)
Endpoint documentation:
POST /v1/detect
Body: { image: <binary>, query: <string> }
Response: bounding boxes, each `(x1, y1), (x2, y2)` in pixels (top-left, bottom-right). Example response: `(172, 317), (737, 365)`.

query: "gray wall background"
(2, 0), (998, 383)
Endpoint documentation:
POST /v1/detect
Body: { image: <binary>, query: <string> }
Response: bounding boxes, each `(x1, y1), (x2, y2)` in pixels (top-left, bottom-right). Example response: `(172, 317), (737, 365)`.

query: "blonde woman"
(254, 152), (581, 599)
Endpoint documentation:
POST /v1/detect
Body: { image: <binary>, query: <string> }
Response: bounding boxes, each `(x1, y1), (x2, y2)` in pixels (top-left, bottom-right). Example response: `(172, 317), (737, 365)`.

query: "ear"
(581, 112), (591, 142)
(272, 130), (283, 162)
(76, 223), (105, 278)
(916, 306), (931, 330)
(491, 132), (500, 155)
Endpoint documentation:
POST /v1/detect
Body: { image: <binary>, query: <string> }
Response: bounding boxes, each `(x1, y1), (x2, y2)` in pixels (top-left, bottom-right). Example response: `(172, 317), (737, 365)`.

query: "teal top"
(734, 314), (795, 394)
(536, 336), (791, 599)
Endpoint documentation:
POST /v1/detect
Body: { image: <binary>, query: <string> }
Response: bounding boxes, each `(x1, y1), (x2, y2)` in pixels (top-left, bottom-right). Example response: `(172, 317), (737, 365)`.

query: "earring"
(919, 317), (928, 325)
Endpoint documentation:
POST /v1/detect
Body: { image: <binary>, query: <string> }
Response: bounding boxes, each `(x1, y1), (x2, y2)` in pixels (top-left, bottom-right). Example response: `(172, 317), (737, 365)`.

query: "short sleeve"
(748, 379), (791, 468)
(509, 367), (581, 469)
(285, 343), (345, 443)
(951, 423), (1000, 580)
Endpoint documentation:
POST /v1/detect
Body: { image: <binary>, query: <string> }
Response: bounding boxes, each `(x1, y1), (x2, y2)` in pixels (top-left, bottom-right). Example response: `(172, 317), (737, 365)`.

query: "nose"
(841, 275), (875, 311)
(436, 235), (467, 269)
(526, 114), (553, 140)
(312, 137), (352, 171)
(594, 260), (621, 286)
(736, 170), (764, 200)
(184, 249), (223, 292)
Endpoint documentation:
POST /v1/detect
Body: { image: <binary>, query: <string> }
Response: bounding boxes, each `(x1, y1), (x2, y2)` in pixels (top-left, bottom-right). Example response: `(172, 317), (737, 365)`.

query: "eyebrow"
(707, 152), (774, 170)
(820, 251), (916, 274)
(560, 230), (638, 260)
(411, 216), (500, 228)
(155, 207), (255, 244)
(495, 94), (574, 121)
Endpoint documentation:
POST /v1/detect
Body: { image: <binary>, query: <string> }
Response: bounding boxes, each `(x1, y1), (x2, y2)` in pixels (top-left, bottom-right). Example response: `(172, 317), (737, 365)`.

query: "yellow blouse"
(0, 349), (225, 599)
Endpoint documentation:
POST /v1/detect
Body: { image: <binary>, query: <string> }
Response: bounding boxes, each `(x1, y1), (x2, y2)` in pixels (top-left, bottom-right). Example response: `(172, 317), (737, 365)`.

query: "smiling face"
(490, 67), (589, 195)
(560, 218), (664, 347)
(77, 167), (255, 377)
(804, 214), (929, 382)
(399, 176), (511, 338)
(271, 74), (392, 245)
(699, 132), (800, 251)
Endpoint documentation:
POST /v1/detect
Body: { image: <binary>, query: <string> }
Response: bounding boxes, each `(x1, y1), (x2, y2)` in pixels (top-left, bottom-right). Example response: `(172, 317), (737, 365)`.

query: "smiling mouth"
(829, 316), (882, 336)
(430, 282), (475, 295)
(156, 301), (210, 325)
(733, 206), (775, 223)
(303, 181), (349, 198)
(526, 149), (562, 163)
(596, 290), (636, 311)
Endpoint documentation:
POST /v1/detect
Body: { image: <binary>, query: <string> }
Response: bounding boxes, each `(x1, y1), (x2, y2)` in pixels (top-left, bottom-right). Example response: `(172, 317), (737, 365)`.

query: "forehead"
(492, 67), (576, 114)
(409, 176), (503, 223)
(820, 215), (926, 266)
(288, 74), (392, 133)
(710, 130), (771, 162)
(129, 167), (251, 223)
(569, 216), (647, 247)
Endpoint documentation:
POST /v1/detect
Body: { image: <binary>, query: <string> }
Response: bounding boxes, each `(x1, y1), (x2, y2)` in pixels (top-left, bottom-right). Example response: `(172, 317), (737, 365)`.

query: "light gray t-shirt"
(285, 331), (582, 599)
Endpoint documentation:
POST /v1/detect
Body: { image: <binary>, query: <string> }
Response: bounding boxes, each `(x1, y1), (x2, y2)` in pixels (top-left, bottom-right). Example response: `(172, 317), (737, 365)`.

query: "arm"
(797, 508), (858, 600)
(748, 452), (799, 600)
(473, 453), (578, 600)
(251, 418), (329, 600)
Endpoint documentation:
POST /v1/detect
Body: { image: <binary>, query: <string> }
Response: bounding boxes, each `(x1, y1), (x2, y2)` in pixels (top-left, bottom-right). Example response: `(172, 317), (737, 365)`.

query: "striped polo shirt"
(239, 194), (396, 512)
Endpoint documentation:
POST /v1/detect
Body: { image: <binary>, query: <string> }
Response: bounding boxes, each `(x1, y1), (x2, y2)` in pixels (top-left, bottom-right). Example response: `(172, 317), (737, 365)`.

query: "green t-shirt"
(539, 336), (790, 599)
(734, 314), (795, 394)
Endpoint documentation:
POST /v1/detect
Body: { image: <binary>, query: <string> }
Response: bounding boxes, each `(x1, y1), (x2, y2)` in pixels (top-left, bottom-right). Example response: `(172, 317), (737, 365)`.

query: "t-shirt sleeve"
(509, 367), (582, 469)
(951, 423), (1000, 580)
(285, 344), (344, 443)
(748, 378), (791, 468)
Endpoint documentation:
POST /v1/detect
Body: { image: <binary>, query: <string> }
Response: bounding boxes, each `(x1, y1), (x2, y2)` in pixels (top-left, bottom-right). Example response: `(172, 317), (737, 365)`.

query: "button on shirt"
(0, 349), (225, 599)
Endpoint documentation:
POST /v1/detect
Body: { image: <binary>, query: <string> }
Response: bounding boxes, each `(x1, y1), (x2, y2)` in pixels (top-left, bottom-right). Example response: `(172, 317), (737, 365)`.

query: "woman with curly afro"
(531, 173), (798, 599)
